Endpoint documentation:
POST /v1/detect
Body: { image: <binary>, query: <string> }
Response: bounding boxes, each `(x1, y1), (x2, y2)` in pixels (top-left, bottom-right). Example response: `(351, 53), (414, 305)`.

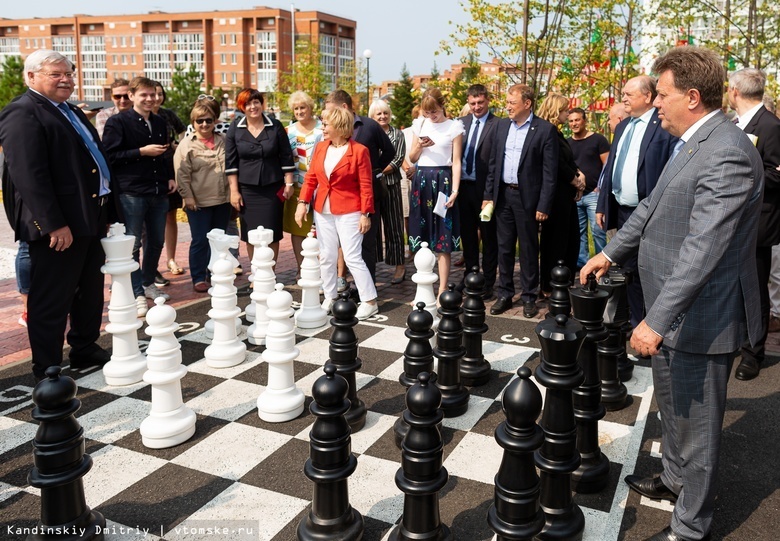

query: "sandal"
(167, 259), (184, 275)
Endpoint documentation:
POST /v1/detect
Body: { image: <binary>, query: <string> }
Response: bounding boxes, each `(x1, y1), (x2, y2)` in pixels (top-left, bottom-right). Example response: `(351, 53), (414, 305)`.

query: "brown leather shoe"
(625, 474), (678, 504)
(768, 315), (780, 333)
(193, 282), (209, 293)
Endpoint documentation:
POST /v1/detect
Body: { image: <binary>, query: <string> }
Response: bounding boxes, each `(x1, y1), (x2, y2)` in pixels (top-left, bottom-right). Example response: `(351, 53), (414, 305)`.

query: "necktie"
(465, 118), (480, 176)
(670, 139), (685, 162)
(612, 118), (638, 194)
(58, 102), (111, 194)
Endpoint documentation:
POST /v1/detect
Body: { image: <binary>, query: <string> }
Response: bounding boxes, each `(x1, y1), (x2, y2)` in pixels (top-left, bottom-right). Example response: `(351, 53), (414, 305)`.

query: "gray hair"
(24, 49), (70, 85)
(764, 94), (777, 114)
(368, 99), (392, 118)
(730, 68), (766, 101)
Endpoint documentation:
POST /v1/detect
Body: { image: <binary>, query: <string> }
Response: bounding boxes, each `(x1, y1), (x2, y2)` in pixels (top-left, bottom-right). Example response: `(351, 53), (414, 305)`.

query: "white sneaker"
(136, 295), (148, 317)
(337, 277), (348, 293)
(322, 298), (334, 314)
(144, 283), (170, 301)
(356, 302), (378, 321)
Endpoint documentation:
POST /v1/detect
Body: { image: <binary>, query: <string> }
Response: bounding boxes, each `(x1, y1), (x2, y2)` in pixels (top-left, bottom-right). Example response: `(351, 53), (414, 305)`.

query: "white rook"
(100, 223), (147, 386)
(295, 232), (328, 329)
(257, 284), (305, 422)
(205, 255), (247, 368)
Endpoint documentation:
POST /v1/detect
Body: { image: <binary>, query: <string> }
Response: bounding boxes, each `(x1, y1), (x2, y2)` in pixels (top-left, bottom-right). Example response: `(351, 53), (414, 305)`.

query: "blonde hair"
(537, 92), (570, 124)
(190, 102), (216, 123)
(322, 107), (354, 139)
(368, 99), (392, 119)
(420, 87), (446, 115)
(288, 91), (315, 112)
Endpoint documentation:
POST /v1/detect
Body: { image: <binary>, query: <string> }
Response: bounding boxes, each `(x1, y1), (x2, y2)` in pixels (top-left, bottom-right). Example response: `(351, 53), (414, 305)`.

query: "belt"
(502, 183), (519, 190)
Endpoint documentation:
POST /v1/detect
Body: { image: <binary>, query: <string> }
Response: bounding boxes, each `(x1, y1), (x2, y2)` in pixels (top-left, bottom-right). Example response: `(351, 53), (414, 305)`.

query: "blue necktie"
(670, 139), (685, 162)
(464, 118), (480, 176)
(612, 118), (639, 194)
(57, 102), (111, 195)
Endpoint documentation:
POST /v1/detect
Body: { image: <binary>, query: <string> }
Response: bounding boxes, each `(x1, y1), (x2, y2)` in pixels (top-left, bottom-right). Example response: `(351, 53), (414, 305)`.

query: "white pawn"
(257, 284), (305, 422)
(247, 237), (276, 346)
(295, 232), (328, 329)
(205, 254), (247, 368)
(205, 229), (241, 340)
(412, 241), (440, 346)
(140, 297), (196, 449)
(101, 223), (147, 386)
(245, 226), (274, 322)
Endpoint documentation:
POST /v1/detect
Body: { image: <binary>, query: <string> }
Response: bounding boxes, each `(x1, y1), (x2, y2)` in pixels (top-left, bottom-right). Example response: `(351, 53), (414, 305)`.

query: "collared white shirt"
(502, 113), (534, 185)
(735, 102), (764, 131)
(461, 112), (487, 181)
(613, 107), (656, 206)
(677, 110), (720, 149)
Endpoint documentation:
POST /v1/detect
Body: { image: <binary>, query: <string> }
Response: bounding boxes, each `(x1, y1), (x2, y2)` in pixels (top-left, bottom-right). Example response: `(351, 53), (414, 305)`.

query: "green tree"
(166, 64), (204, 126)
(0, 56), (26, 109)
(388, 64), (416, 128)
(278, 39), (329, 111)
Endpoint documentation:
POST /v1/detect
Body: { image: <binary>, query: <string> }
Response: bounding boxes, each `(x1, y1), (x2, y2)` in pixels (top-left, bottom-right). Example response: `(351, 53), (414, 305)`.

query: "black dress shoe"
(68, 343), (110, 369)
(644, 526), (710, 541)
(523, 301), (539, 318)
(735, 357), (760, 380)
(625, 474), (678, 504)
(490, 297), (512, 315)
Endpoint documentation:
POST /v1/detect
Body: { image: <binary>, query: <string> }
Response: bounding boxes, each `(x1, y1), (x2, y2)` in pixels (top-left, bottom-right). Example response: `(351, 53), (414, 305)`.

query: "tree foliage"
(0, 56), (26, 110)
(388, 64), (417, 128)
(277, 40), (329, 112)
(166, 64), (204, 126)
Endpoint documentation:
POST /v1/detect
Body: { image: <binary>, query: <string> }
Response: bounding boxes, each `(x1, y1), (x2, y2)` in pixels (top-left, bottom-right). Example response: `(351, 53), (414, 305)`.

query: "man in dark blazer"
(457, 84), (499, 300)
(484, 84), (559, 317)
(103, 76), (176, 317)
(0, 49), (120, 381)
(728, 67), (780, 380)
(596, 75), (678, 328)
(583, 47), (764, 541)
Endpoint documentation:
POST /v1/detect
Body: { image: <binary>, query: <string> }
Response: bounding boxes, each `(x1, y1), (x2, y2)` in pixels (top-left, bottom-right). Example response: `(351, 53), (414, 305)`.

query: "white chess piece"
(247, 237), (276, 346)
(245, 226), (274, 322)
(295, 232), (328, 329)
(412, 241), (439, 346)
(140, 297), (196, 449)
(100, 223), (147, 386)
(205, 229), (241, 339)
(204, 255), (247, 368)
(257, 284), (305, 422)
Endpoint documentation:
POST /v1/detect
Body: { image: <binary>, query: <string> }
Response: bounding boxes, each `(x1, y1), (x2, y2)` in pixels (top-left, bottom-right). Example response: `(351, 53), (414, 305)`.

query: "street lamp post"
(222, 92), (229, 121)
(363, 49), (372, 111)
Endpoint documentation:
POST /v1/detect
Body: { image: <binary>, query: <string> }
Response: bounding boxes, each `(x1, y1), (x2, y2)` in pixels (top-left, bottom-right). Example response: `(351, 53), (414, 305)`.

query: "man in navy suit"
(597, 75), (678, 328)
(484, 84), (559, 317)
(457, 84), (499, 300)
(728, 68), (780, 380)
(0, 49), (120, 381)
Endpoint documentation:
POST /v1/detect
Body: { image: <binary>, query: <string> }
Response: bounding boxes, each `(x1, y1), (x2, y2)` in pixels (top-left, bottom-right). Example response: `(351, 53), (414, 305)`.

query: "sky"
(3, 0), (474, 83)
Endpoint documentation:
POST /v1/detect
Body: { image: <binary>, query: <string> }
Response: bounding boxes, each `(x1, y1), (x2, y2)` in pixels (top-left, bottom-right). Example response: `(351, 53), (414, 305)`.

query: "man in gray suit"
(582, 47), (764, 541)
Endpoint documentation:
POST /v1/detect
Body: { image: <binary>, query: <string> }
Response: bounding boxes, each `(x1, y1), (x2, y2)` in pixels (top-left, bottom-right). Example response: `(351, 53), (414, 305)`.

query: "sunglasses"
(197, 94), (216, 101)
(194, 118), (215, 125)
(113, 94), (129, 100)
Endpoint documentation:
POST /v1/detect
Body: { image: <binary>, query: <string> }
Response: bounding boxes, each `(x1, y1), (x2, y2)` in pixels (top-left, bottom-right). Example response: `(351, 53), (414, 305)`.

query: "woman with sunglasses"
(174, 100), (230, 292)
(225, 89), (295, 263)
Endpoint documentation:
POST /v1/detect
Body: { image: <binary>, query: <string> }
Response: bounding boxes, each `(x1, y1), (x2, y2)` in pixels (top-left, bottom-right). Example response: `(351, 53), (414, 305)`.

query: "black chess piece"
(28, 366), (106, 541)
(487, 366), (545, 541)
(612, 268), (635, 382)
(569, 273), (611, 494)
(598, 267), (630, 410)
(388, 372), (452, 541)
(460, 266), (491, 386)
(546, 260), (572, 319)
(298, 363), (364, 541)
(433, 283), (469, 418)
(534, 315), (586, 541)
(328, 291), (367, 432)
(395, 302), (436, 447)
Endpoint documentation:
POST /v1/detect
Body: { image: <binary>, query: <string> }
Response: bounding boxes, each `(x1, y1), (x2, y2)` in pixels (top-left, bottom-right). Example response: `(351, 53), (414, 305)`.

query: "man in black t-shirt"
(567, 108), (610, 268)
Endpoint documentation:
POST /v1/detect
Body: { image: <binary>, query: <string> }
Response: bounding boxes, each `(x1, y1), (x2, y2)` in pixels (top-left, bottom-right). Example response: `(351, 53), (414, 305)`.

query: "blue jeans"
(186, 203), (232, 284)
(577, 190), (606, 268)
(120, 193), (168, 297)
(15, 240), (31, 294)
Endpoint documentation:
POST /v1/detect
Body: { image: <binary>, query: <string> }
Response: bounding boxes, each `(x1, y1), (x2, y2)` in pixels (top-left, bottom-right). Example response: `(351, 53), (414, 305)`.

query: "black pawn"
(388, 372), (452, 541)
(329, 291), (367, 432)
(298, 363), (364, 540)
(487, 366), (545, 541)
(395, 302), (436, 447)
(546, 260), (572, 318)
(597, 268), (630, 410)
(534, 315), (586, 541)
(569, 274), (611, 494)
(434, 283), (469, 418)
(28, 366), (105, 541)
(460, 266), (491, 386)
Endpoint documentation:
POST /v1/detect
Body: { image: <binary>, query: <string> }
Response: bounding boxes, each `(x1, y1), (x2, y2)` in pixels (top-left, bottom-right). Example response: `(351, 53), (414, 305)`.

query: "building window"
(173, 33), (205, 84)
(231, 72), (237, 84)
(143, 33), (172, 88)
(121, 54), (127, 65)
(221, 72), (227, 85)
(112, 37), (117, 48)
(231, 34), (237, 45)
(319, 35), (337, 91)
(121, 36), (126, 47)
(79, 35), (106, 101)
(112, 54), (117, 64)
(221, 53), (226, 65)
(0, 37), (20, 70)
(231, 53), (237, 65)
(131, 36), (135, 47)
(220, 34), (226, 46)
(256, 31), (277, 92)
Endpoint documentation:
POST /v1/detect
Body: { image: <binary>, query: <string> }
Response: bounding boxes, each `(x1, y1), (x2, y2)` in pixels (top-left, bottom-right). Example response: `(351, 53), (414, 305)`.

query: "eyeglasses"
(112, 94), (130, 101)
(194, 118), (215, 125)
(39, 71), (75, 80)
(197, 94), (216, 101)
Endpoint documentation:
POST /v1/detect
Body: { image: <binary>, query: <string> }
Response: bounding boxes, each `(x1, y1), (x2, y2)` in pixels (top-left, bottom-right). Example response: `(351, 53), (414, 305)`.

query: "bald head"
(608, 102), (628, 132)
